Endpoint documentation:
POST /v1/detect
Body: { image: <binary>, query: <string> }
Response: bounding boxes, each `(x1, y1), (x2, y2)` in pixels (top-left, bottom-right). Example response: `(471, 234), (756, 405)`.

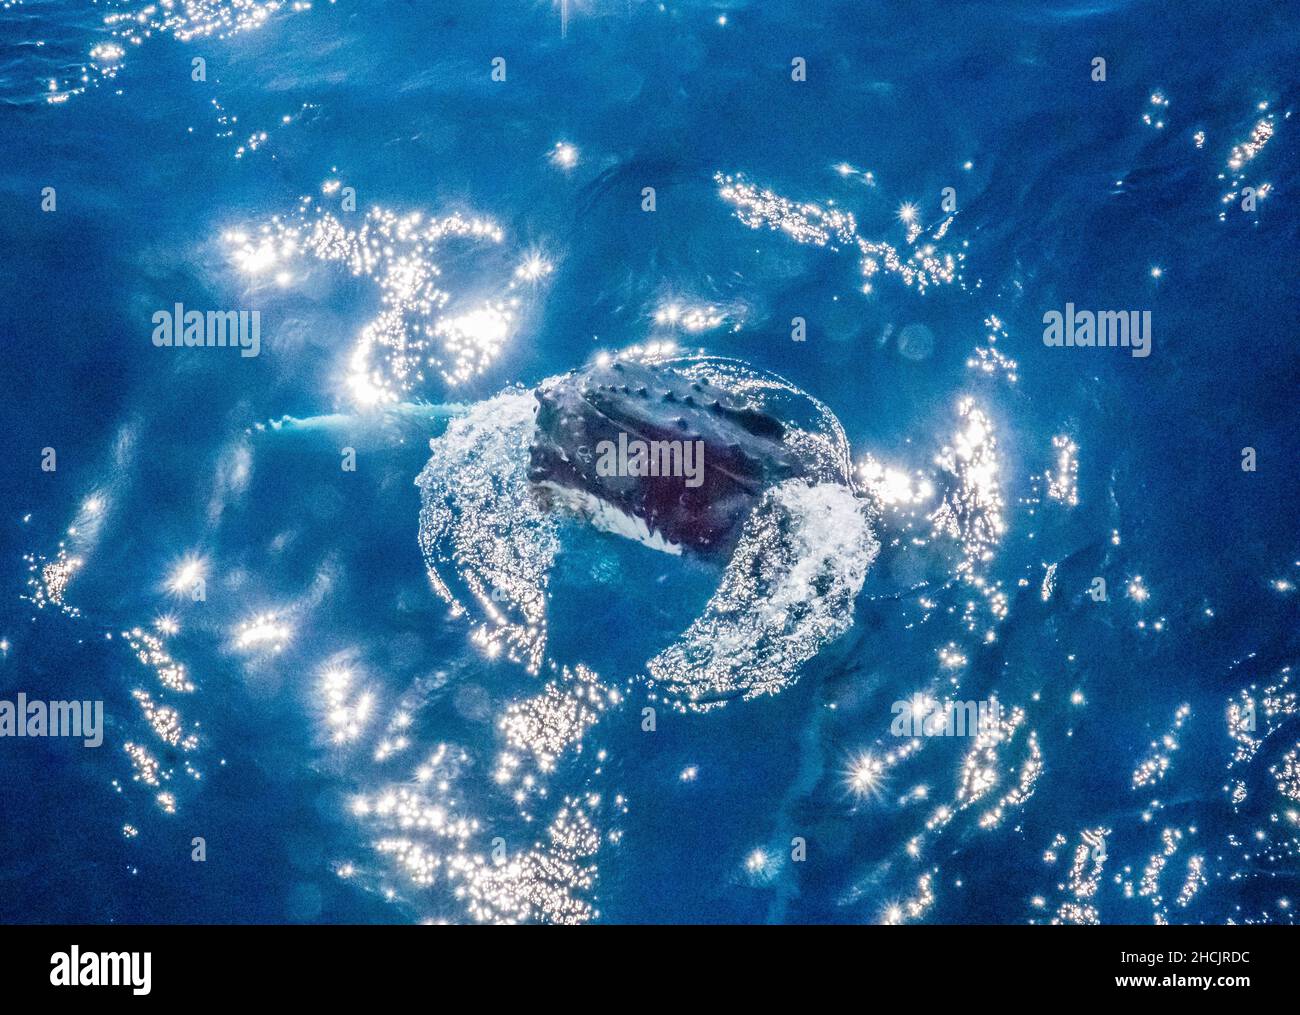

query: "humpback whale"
(527, 359), (840, 556)
(417, 353), (878, 707)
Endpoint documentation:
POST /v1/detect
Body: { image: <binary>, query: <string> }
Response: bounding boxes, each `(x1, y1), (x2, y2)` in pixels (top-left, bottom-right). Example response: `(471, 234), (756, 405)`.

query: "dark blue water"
(1, 0), (1298, 924)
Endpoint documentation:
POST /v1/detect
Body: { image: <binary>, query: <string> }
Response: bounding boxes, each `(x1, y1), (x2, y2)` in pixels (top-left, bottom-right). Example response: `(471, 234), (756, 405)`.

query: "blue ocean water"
(0, 0), (1298, 924)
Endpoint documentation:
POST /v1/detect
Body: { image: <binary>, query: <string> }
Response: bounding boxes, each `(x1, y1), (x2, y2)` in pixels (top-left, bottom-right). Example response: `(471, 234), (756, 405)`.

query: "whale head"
(526, 359), (814, 555)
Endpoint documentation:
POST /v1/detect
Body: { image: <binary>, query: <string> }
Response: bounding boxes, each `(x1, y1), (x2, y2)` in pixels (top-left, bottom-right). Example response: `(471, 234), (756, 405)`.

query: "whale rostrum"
(527, 358), (819, 555)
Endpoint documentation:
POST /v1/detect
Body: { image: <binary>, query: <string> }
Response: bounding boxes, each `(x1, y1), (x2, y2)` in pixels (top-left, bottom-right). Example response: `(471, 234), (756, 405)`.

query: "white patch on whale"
(533, 480), (684, 556)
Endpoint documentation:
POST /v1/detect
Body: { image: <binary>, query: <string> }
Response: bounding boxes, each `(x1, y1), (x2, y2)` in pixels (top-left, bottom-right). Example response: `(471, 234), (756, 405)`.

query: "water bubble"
(897, 323), (935, 361)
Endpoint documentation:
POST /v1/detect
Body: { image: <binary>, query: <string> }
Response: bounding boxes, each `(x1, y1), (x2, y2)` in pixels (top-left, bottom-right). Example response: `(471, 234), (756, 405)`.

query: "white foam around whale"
(416, 388), (558, 675)
(645, 480), (877, 710)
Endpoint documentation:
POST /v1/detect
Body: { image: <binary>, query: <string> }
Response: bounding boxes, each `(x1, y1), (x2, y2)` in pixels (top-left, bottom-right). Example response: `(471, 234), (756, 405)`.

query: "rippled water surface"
(1, 0), (1298, 924)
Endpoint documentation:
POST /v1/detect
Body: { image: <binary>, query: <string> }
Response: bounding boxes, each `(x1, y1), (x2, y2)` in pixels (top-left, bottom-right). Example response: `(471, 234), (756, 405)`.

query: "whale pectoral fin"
(251, 402), (468, 452)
